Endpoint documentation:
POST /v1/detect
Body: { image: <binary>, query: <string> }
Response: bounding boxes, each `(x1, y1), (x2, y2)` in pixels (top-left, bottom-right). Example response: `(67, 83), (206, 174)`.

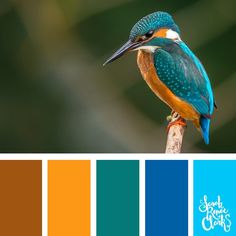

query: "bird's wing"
(153, 41), (214, 116)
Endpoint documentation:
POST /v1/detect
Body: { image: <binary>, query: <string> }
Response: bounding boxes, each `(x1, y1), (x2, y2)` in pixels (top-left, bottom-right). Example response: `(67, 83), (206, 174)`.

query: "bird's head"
(103, 11), (180, 65)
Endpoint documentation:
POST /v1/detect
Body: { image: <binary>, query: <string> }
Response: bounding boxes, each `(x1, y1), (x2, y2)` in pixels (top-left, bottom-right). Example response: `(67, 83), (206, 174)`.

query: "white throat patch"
(134, 45), (160, 53)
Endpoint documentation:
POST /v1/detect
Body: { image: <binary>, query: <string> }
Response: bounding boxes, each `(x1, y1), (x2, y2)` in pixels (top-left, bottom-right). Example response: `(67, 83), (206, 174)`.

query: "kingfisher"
(103, 11), (216, 144)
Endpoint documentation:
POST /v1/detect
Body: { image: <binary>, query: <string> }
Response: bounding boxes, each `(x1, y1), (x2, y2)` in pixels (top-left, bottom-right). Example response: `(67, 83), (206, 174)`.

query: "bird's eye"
(145, 30), (154, 38)
(136, 30), (154, 42)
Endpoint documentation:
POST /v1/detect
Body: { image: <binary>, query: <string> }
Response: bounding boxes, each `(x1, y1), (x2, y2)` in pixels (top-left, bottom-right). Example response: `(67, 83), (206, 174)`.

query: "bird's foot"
(166, 112), (187, 133)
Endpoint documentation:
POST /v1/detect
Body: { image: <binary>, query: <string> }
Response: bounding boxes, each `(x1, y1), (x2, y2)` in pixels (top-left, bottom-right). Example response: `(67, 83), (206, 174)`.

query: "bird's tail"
(200, 116), (211, 144)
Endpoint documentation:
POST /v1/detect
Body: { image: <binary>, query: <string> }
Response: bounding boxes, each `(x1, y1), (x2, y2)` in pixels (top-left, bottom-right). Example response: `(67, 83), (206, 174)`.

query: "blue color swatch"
(145, 160), (188, 236)
(194, 161), (236, 236)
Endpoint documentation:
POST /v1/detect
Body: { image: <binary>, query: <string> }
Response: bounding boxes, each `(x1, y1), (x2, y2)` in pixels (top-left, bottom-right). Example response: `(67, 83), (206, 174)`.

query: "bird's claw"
(166, 115), (172, 122)
(166, 112), (187, 133)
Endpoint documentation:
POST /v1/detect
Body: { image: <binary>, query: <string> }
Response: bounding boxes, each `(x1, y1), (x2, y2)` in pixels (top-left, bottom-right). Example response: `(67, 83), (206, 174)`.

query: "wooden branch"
(165, 114), (186, 153)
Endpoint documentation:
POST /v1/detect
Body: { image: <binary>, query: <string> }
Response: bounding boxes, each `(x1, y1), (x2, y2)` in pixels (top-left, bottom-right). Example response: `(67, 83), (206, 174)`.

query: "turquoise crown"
(129, 11), (180, 40)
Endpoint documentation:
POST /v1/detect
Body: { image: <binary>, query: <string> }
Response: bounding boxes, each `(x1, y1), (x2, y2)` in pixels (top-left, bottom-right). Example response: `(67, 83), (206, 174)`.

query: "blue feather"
(178, 42), (214, 114)
(152, 38), (214, 116)
(200, 116), (210, 144)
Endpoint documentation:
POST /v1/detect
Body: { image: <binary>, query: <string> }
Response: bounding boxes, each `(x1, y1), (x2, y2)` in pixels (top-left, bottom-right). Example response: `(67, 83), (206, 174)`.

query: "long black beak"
(103, 39), (141, 66)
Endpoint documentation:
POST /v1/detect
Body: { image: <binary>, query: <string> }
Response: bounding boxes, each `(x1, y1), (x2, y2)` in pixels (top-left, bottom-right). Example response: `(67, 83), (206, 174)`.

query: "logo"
(199, 195), (231, 232)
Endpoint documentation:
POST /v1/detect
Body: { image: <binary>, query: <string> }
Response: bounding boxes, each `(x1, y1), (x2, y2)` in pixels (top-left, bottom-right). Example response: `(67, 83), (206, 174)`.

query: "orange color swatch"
(48, 160), (90, 236)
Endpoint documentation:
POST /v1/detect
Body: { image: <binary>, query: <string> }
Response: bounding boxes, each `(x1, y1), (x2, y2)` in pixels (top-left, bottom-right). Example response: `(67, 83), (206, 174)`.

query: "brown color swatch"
(0, 160), (42, 236)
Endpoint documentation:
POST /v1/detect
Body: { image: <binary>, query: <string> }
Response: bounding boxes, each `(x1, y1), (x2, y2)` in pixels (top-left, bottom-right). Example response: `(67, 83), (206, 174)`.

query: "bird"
(103, 11), (216, 144)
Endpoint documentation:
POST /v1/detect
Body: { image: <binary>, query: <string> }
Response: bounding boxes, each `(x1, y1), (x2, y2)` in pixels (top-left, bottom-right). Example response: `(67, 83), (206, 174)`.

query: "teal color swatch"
(97, 160), (139, 236)
(194, 161), (236, 236)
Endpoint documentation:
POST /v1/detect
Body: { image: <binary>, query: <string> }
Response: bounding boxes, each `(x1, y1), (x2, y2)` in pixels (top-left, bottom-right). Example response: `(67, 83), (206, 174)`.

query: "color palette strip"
(48, 160), (90, 236)
(0, 160), (42, 236)
(97, 160), (139, 236)
(0, 159), (191, 235)
(145, 160), (188, 236)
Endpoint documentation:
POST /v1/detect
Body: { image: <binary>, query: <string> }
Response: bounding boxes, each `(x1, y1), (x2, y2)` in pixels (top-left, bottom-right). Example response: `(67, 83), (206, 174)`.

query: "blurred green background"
(0, 0), (235, 152)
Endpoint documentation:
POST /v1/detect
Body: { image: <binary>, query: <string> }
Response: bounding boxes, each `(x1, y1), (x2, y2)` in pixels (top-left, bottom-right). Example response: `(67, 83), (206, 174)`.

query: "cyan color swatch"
(145, 160), (188, 236)
(194, 161), (236, 236)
